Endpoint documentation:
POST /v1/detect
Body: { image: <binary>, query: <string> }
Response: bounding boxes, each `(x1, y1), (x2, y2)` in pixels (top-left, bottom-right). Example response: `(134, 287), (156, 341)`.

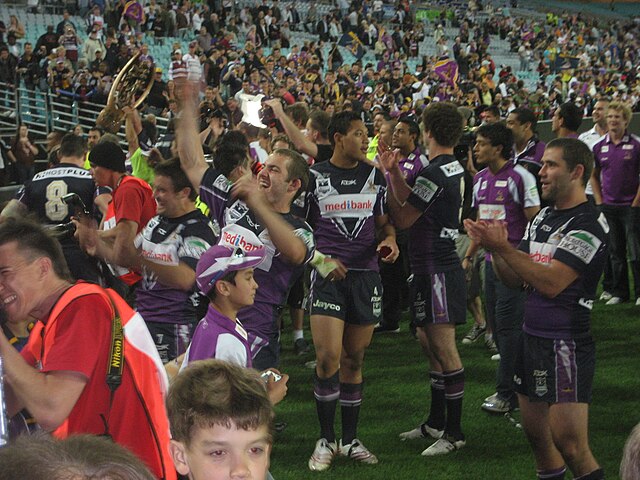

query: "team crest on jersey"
(533, 369), (548, 397)
(226, 200), (249, 223)
(440, 161), (464, 177)
(316, 176), (333, 198)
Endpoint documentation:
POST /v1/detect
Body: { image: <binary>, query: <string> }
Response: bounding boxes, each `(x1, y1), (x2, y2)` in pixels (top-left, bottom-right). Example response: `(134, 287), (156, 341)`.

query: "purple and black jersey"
(512, 137), (545, 177)
(17, 163), (96, 226)
(183, 305), (253, 368)
(406, 154), (464, 274)
(198, 168), (315, 343)
(472, 162), (539, 251)
(399, 147), (429, 186)
(518, 203), (609, 340)
(306, 161), (387, 271)
(135, 210), (217, 325)
(593, 132), (640, 206)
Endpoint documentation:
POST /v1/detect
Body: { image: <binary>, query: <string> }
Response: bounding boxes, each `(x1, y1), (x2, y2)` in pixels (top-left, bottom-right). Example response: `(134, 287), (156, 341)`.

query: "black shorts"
(514, 333), (595, 404)
(309, 270), (382, 325)
(146, 321), (193, 364)
(286, 272), (306, 309)
(410, 269), (467, 328)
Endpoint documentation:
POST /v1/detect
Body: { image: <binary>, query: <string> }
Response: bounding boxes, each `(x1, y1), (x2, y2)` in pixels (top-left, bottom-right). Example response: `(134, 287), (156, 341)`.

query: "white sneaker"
(421, 437), (466, 456)
(308, 438), (337, 471)
(599, 291), (613, 301)
(606, 296), (623, 305)
(491, 353), (501, 361)
(399, 422), (444, 441)
(484, 392), (499, 403)
(338, 438), (378, 464)
(635, 298), (640, 306)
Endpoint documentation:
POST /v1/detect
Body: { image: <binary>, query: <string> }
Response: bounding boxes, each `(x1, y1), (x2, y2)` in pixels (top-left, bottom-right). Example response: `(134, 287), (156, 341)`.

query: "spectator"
(7, 124), (38, 184)
(0, 219), (175, 480)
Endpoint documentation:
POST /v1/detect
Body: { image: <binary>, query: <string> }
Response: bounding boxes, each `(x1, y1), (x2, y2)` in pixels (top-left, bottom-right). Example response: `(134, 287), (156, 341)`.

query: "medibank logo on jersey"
(319, 194), (376, 218)
(221, 231), (263, 252)
(528, 241), (556, 265)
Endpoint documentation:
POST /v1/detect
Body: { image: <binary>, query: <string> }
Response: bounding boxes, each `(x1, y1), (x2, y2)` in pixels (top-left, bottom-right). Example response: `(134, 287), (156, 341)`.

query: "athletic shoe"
(481, 395), (515, 413)
(305, 360), (317, 369)
(462, 323), (486, 344)
(339, 439), (378, 464)
(308, 438), (337, 472)
(491, 353), (501, 361)
(606, 296), (624, 305)
(420, 437), (466, 456)
(399, 422), (444, 441)
(636, 298), (640, 306)
(485, 336), (498, 353)
(294, 338), (311, 355)
(484, 392), (499, 403)
(599, 291), (612, 301)
(374, 322), (400, 334)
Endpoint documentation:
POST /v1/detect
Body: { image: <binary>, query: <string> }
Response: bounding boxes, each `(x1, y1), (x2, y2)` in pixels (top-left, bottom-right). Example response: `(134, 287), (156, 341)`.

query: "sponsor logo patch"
(319, 194), (376, 218)
(313, 299), (341, 311)
(558, 230), (601, 264)
(412, 177), (439, 203)
(533, 369), (548, 397)
(494, 180), (508, 187)
(440, 161), (464, 177)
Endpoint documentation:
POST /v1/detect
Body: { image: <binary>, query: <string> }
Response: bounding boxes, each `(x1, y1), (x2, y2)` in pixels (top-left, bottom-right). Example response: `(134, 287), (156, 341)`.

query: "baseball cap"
(89, 142), (126, 172)
(196, 245), (266, 297)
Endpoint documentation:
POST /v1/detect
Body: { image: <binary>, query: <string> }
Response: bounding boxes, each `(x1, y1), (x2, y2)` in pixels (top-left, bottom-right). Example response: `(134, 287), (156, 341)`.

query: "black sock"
(314, 371), (339, 443)
(443, 368), (464, 439)
(575, 468), (604, 480)
(340, 382), (363, 445)
(426, 371), (445, 430)
(537, 466), (566, 480)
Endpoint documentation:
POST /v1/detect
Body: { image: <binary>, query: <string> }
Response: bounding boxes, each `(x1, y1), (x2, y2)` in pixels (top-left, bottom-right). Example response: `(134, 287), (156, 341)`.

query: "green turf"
(269, 300), (640, 479)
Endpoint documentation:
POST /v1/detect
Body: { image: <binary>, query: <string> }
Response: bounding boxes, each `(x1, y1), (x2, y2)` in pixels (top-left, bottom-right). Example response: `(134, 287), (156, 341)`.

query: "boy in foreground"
(168, 359), (275, 480)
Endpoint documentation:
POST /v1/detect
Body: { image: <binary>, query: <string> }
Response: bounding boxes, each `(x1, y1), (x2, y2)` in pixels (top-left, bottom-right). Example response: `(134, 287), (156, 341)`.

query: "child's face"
(227, 268), (258, 308)
(171, 423), (271, 480)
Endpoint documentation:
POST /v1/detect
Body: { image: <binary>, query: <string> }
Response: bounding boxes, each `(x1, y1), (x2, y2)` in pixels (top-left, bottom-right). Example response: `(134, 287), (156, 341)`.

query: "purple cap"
(196, 245), (265, 296)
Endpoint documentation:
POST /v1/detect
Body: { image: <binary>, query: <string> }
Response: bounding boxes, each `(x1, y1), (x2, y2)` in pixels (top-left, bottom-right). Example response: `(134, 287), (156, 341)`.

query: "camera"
(62, 193), (90, 216)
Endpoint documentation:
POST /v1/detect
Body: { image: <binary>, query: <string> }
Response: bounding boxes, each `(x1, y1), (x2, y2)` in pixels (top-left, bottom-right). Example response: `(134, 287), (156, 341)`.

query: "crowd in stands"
(0, 0), (639, 479)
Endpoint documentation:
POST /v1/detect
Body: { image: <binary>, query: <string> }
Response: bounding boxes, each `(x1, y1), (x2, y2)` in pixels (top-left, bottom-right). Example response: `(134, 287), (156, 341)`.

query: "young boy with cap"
(182, 245), (289, 404)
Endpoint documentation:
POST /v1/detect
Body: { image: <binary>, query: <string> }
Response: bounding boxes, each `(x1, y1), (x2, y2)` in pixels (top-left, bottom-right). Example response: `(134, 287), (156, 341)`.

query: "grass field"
(269, 299), (640, 479)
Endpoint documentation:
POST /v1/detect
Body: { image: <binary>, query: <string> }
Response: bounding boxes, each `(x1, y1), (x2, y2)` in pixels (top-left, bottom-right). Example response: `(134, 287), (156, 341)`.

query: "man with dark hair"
(380, 102), (467, 456)
(120, 159), (217, 364)
(0, 133), (106, 283)
(78, 141), (156, 294)
(375, 115), (427, 334)
(306, 110), (398, 470)
(0, 219), (175, 480)
(465, 138), (607, 480)
(266, 99), (333, 163)
(464, 123), (540, 414)
(179, 94), (315, 371)
(552, 102), (583, 138)
(506, 107), (546, 178)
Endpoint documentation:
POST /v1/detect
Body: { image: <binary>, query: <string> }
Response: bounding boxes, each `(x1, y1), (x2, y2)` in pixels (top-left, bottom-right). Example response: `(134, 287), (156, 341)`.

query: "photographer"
(0, 133), (107, 283)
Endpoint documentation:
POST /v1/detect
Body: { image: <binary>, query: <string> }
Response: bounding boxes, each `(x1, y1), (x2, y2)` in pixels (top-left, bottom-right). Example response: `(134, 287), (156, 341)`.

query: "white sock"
(293, 329), (304, 341)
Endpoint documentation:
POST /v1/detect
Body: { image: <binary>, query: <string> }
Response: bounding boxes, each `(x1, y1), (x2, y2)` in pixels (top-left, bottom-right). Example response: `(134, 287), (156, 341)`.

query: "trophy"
(96, 52), (155, 134)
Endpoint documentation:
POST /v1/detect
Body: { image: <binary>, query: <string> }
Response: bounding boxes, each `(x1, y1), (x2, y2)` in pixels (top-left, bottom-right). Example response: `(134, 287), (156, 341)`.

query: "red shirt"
(112, 175), (156, 232)
(22, 291), (175, 480)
